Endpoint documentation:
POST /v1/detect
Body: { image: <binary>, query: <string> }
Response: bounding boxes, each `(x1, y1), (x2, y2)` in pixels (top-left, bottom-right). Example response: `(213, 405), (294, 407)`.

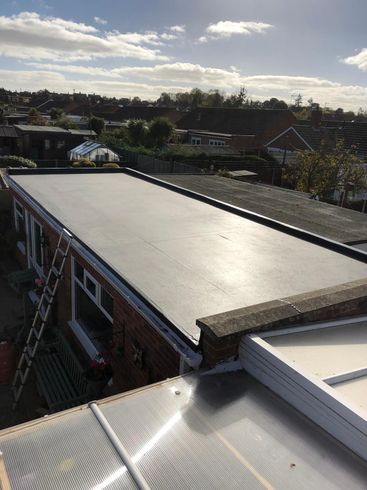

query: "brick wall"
(198, 278), (367, 367)
(9, 188), (181, 394)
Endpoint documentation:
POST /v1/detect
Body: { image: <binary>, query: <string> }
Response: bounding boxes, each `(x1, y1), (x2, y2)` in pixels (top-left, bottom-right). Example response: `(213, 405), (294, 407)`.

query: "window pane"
(34, 221), (42, 266)
(101, 287), (113, 317)
(15, 202), (24, 215)
(85, 275), (97, 297)
(74, 260), (84, 282)
(75, 284), (112, 352)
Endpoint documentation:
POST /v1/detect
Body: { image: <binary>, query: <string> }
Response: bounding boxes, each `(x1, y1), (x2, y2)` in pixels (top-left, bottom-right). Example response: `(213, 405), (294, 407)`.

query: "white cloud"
(170, 25), (185, 33)
(0, 11), (169, 61)
(201, 20), (273, 42)
(8, 57), (367, 110)
(0, 68), (187, 99)
(343, 48), (367, 71)
(94, 16), (107, 26)
(25, 62), (121, 78)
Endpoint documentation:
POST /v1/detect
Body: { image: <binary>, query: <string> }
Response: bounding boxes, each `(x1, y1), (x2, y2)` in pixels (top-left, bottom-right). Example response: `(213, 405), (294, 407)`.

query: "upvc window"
(14, 200), (25, 233)
(72, 257), (114, 355)
(28, 215), (43, 274)
(191, 137), (201, 145)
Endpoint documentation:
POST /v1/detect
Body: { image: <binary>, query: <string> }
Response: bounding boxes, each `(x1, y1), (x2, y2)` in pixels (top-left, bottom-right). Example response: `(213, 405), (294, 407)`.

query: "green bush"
(0, 155), (37, 168)
(71, 158), (96, 168)
(102, 163), (120, 168)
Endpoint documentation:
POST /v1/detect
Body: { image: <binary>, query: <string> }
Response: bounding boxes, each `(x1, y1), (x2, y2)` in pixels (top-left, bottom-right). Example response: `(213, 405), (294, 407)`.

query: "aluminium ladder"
(12, 228), (73, 410)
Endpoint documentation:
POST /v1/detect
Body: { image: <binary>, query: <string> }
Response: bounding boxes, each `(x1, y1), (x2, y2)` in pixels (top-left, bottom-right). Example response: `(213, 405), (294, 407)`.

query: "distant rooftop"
(14, 124), (69, 134)
(159, 175), (367, 244)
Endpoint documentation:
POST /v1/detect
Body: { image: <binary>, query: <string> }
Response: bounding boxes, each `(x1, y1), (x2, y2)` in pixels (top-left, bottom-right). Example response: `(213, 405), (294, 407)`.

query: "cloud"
(170, 25), (185, 33)
(0, 68), (188, 99)
(24, 62), (244, 88)
(0, 11), (169, 61)
(200, 20), (273, 42)
(94, 16), (107, 25)
(343, 48), (367, 71)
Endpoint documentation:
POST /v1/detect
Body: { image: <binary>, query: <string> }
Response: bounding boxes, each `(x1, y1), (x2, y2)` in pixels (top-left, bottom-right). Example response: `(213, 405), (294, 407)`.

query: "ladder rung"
(51, 266), (62, 277)
(56, 248), (67, 257)
(45, 285), (55, 296)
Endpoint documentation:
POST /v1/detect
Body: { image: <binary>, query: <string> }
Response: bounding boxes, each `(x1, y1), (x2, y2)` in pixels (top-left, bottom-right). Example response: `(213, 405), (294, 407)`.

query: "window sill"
(68, 319), (100, 361)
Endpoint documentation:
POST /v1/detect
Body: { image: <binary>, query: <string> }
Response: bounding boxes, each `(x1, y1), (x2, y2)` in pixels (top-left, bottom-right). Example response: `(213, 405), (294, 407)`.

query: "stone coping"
(197, 278), (367, 339)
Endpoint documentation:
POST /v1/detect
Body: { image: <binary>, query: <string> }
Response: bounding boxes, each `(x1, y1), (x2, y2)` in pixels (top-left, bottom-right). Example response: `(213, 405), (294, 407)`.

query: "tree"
(148, 117), (174, 147)
(156, 92), (176, 107)
(55, 116), (78, 130)
(28, 108), (47, 126)
(127, 119), (147, 146)
(223, 87), (248, 108)
(89, 116), (105, 135)
(204, 90), (225, 108)
(283, 140), (367, 201)
(50, 107), (64, 120)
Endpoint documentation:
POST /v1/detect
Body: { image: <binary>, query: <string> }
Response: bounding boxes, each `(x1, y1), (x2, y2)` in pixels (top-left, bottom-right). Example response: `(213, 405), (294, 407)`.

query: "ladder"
(12, 228), (73, 410)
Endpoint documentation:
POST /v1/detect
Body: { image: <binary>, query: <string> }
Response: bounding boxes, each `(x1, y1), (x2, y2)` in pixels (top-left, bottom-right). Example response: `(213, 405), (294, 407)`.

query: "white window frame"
(13, 199), (27, 255)
(71, 256), (114, 358)
(241, 315), (367, 462)
(14, 198), (25, 233)
(191, 137), (201, 145)
(27, 215), (44, 276)
(209, 139), (225, 146)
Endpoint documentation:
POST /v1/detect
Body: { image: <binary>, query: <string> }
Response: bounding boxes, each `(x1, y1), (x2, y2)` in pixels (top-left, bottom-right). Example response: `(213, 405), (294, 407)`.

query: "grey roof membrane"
(160, 175), (367, 244)
(1, 370), (366, 489)
(10, 172), (367, 342)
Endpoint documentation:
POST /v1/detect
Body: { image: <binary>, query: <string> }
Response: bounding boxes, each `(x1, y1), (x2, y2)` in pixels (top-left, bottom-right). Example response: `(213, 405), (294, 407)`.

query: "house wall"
(9, 189), (182, 395)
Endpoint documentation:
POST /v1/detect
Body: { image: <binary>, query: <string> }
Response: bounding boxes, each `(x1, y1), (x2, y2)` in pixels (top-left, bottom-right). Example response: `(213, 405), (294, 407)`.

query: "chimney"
(311, 103), (322, 128)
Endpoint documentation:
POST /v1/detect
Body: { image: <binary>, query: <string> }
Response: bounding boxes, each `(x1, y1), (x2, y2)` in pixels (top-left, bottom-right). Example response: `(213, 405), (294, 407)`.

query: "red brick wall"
(9, 188), (181, 394)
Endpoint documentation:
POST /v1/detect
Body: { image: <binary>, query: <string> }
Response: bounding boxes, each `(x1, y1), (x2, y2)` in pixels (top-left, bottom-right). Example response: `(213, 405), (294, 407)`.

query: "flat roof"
(1, 370), (366, 488)
(159, 175), (367, 244)
(9, 171), (367, 342)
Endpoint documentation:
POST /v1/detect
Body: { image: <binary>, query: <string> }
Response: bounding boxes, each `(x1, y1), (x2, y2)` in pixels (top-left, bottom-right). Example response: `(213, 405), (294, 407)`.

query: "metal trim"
(89, 402), (151, 490)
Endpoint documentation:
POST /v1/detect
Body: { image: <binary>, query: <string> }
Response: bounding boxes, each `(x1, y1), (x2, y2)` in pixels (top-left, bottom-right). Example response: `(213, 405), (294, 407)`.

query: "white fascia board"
(240, 334), (367, 461)
(7, 177), (202, 368)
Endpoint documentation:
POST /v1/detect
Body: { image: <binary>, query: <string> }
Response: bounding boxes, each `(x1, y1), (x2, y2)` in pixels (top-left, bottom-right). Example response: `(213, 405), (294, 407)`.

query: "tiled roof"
(176, 108), (297, 136)
(292, 125), (339, 150)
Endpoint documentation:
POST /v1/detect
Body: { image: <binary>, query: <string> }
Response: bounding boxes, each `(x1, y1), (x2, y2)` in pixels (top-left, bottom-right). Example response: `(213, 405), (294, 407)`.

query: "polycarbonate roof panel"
(334, 375), (367, 416)
(100, 371), (367, 489)
(10, 172), (367, 342)
(267, 321), (367, 379)
(0, 408), (136, 490)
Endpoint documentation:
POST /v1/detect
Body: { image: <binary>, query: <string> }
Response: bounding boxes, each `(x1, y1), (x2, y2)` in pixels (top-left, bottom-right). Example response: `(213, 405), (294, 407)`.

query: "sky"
(1, 0), (367, 110)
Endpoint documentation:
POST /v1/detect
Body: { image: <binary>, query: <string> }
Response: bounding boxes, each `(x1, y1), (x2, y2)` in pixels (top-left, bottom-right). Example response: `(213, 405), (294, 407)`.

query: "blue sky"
(1, 0), (367, 109)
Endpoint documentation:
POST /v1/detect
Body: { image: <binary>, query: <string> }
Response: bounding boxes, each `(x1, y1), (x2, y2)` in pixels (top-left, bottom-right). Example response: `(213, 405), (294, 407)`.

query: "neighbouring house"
(14, 124), (72, 161)
(0, 126), (20, 156)
(266, 109), (340, 165)
(173, 128), (257, 152)
(0, 125), (97, 162)
(6, 167), (367, 400)
(68, 141), (119, 163)
(176, 108), (297, 150)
